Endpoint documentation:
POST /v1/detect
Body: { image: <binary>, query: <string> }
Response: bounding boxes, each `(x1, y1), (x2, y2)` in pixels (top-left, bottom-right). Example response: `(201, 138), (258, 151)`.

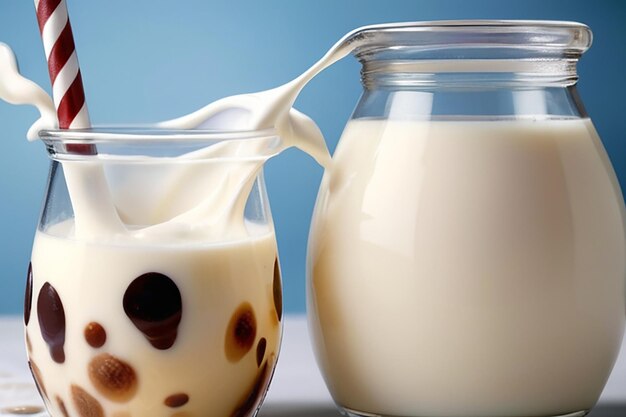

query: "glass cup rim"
(39, 126), (281, 162)
(39, 126), (278, 144)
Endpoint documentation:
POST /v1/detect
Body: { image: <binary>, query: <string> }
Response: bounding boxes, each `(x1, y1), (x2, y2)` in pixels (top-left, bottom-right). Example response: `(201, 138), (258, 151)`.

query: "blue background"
(0, 0), (624, 315)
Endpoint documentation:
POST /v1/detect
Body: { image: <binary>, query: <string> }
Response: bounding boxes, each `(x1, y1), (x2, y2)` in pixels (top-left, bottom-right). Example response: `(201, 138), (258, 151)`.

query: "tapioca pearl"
(112, 412), (131, 417)
(24, 262), (33, 326)
(164, 393), (189, 408)
(273, 258), (282, 322)
(26, 332), (32, 353)
(225, 302), (257, 362)
(71, 385), (104, 417)
(37, 282), (66, 363)
(28, 360), (47, 399)
(56, 396), (69, 417)
(256, 337), (267, 367)
(84, 322), (107, 348)
(88, 353), (138, 403)
(231, 360), (271, 417)
(123, 272), (182, 350)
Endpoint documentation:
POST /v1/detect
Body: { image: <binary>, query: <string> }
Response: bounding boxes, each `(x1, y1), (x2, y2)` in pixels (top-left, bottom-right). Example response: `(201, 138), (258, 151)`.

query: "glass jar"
(307, 21), (625, 417)
(24, 128), (284, 417)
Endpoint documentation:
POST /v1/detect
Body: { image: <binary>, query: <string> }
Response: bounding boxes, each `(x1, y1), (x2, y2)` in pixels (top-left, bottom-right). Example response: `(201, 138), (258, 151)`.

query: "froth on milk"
(308, 117), (626, 417)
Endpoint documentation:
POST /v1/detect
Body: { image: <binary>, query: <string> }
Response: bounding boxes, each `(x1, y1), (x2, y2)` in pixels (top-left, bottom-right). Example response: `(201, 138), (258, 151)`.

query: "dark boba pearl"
(256, 337), (267, 367)
(37, 282), (66, 363)
(225, 302), (257, 362)
(164, 393), (189, 408)
(24, 263), (33, 326)
(123, 272), (182, 350)
(273, 258), (282, 322)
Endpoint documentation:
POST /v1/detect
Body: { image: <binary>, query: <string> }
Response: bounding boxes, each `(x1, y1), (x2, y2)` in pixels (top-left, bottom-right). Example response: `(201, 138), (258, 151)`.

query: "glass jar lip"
(349, 20), (592, 60)
(358, 19), (589, 29)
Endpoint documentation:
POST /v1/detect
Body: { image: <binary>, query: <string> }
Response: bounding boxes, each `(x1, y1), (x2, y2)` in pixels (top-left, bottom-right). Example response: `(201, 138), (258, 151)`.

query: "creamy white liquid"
(8, 23), (624, 417)
(1, 21), (388, 240)
(29, 219), (281, 417)
(0, 28), (362, 417)
(1, 31), (338, 417)
(0, 43), (126, 239)
(0, 38), (340, 240)
(0, 43), (57, 140)
(308, 118), (626, 417)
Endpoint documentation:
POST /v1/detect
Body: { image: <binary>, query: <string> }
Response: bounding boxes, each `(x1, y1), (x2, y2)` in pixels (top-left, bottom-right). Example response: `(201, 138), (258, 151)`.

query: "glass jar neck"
(348, 20), (592, 91)
(347, 21), (593, 120)
(360, 58), (581, 89)
(351, 85), (588, 120)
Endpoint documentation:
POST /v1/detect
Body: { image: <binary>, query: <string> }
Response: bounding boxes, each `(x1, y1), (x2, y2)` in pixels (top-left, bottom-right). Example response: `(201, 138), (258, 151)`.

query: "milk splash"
(0, 23), (376, 242)
(0, 43), (57, 140)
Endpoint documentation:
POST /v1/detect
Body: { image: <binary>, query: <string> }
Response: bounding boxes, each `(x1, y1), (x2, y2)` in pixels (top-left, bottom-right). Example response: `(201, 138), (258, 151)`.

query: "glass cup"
(24, 128), (284, 417)
(307, 21), (626, 417)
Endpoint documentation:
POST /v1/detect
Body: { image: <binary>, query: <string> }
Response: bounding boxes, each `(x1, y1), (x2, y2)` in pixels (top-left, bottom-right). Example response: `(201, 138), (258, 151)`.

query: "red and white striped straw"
(34, 0), (93, 153)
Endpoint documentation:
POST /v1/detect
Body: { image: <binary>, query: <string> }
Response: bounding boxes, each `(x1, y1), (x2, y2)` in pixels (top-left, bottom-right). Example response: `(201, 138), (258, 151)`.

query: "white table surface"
(1, 315), (625, 417)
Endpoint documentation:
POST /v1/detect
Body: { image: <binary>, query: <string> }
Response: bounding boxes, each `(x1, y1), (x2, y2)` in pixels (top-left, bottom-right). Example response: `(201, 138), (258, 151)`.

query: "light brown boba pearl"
(231, 360), (271, 417)
(56, 396), (69, 417)
(25, 332), (32, 353)
(164, 393), (189, 408)
(88, 353), (138, 402)
(84, 322), (107, 348)
(28, 360), (47, 399)
(71, 385), (104, 417)
(225, 302), (257, 362)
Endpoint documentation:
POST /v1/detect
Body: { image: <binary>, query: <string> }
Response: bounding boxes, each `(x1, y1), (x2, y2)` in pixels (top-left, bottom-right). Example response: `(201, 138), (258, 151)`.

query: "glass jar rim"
(349, 20), (592, 60)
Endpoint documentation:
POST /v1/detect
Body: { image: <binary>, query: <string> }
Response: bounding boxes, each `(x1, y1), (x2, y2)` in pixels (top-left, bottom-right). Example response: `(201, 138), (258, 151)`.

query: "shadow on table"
(259, 403), (626, 417)
(259, 403), (342, 417)
(588, 403), (626, 417)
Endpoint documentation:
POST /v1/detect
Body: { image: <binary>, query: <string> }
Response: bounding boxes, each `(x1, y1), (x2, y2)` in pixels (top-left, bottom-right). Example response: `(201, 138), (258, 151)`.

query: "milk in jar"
(307, 21), (626, 417)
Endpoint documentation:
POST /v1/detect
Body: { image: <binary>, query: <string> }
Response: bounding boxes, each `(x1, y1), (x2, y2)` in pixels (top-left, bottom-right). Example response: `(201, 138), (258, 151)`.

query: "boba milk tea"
(25, 130), (284, 417)
(308, 21), (626, 417)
